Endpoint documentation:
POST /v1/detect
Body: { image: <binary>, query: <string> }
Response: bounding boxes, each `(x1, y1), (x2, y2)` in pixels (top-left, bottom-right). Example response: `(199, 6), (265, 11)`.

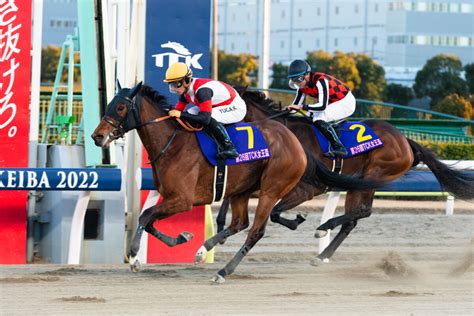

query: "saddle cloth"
(196, 122), (271, 166)
(311, 121), (383, 158)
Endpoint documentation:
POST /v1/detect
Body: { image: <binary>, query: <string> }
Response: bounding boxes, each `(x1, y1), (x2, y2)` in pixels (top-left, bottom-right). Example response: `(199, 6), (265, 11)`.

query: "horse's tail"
(301, 149), (382, 191)
(407, 138), (474, 199)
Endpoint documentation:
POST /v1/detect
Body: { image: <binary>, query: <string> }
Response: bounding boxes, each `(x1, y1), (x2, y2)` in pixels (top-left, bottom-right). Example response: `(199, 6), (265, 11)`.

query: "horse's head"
(91, 81), (143, 148)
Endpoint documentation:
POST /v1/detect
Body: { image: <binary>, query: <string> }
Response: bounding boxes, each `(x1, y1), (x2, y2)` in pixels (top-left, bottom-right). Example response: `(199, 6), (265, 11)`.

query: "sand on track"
(1, 208), (473, 315)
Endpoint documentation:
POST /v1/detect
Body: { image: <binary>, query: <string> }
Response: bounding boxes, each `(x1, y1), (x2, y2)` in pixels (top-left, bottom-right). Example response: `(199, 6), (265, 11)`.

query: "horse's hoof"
(310, 257), (330, 266)
(211, 274), (226, 284)
(298, 212), (308, 221)
(129, 256), (141, 273)
(310, 257), (328, 266)
(314, 229), (328, 238)
(195, 246), (208, 264)
(180, 232), (194, 242)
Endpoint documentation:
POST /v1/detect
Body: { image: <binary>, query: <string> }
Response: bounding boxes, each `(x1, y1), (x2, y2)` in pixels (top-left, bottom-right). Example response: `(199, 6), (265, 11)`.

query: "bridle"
(102, 89), (202, 163)
(102, 93), (143, 140)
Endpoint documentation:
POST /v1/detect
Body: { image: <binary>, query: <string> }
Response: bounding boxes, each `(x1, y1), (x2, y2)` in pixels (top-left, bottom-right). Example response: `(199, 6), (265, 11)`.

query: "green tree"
(270, 62), (289, 89)
(432, 93), (473, 119)
(330, 51), (361, 91)
(41, 45), (81, 84)
(413, 54), (469, 106)
(464, 63), (474, 94)
(306, 50), (360, 91)
(350, 53), (385, 100)
(217, 50), (258, 86)
(41, 45), (61, 82)
(384, 83), (415, 105)
(306, 50), (332, 74)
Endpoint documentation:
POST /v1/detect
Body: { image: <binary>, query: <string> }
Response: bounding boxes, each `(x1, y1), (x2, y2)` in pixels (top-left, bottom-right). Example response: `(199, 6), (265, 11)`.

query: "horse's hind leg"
(195, 193), (250, 264)
(314, 190), (375, 263)
(270, 182), (317, 230)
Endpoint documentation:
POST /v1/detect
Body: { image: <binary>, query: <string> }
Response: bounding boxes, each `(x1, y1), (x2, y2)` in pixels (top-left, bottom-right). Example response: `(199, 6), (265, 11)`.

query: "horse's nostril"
(92, 134), (103, 141)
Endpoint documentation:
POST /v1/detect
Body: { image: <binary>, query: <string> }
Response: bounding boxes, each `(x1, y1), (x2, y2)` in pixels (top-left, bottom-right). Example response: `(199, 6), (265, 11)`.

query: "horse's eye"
(117, 104), (126, 112)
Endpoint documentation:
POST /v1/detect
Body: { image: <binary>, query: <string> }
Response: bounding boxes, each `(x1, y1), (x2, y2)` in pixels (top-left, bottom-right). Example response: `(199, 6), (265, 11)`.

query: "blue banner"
(0, 168), (122, 191)
(145, 0), (211, 103)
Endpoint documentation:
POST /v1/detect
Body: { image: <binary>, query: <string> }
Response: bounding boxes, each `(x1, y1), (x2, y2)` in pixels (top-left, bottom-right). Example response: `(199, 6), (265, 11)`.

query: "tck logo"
(152, 41), (203, 70)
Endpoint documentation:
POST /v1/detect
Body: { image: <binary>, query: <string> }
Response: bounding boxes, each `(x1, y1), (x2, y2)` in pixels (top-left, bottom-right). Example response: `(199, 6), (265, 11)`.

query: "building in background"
(385, 1), (474, 85)
(218, 0), (474, 86)
(39, 0), (474, 86)
(42, 0), (78, 47)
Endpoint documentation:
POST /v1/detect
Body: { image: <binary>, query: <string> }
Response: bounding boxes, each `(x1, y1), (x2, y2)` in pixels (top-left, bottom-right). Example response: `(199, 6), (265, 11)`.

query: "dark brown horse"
(91, 83), (379, 282)
(217, 87), (474, 264)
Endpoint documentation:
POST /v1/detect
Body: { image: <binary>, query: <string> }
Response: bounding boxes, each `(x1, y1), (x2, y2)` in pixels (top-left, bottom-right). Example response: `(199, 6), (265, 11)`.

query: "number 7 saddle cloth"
(196, 122), (271, 166)
(312, 121), (384, 158)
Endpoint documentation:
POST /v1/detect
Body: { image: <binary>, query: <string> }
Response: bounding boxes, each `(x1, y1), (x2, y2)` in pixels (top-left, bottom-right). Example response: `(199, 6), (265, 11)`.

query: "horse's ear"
(117, 79), (122, 91)
(130, 81), (143, 98)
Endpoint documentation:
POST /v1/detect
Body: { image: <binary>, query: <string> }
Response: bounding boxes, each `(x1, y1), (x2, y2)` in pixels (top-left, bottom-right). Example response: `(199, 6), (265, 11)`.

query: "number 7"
(235, 126), (254, 149)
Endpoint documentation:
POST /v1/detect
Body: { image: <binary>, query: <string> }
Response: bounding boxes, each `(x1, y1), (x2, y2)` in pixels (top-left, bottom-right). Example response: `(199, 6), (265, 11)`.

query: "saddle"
(195, 122), (272, 202)
(311, 121), (384, 159)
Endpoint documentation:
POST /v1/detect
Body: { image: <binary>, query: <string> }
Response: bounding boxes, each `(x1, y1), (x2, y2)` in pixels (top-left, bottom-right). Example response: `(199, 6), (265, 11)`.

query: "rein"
(141, 116), (203, 132)
(140, 116), (202, 164)
(147, 127), (179, 165)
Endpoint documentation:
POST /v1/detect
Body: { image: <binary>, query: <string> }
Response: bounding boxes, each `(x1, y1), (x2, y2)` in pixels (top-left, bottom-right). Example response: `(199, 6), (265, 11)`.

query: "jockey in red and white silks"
(290, 72), (356, 123)
(164, 62), (243, 158)
(175, 78), (247, 124)
(287, 59), (355, 156)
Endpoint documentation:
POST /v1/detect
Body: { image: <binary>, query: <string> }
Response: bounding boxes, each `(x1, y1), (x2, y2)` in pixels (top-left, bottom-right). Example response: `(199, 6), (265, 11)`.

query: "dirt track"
(1, 207), (473, 315)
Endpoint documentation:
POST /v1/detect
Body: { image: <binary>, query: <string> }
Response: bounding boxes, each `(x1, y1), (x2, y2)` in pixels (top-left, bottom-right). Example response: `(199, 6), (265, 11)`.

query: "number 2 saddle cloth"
(196, 122), (271, 166)
(312, 121), (384, 158)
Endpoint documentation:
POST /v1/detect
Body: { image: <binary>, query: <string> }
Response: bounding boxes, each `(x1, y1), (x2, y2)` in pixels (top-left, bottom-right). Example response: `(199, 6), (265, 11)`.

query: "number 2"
(349, 124), (372, 142)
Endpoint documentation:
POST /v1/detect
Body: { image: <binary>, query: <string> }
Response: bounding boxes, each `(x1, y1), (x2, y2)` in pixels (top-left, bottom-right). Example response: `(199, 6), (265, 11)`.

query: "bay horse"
(91, 83), (380, 283)
(216, 87), (474, 264)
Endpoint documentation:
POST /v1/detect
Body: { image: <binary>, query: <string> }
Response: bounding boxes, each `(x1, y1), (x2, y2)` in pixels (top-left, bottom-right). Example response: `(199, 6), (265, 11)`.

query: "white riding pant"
(308, 91), (356, 122)
(186, 94), (247, 124)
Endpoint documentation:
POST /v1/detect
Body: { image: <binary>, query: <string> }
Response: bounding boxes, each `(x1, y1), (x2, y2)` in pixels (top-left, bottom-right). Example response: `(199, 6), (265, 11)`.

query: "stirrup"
(326, 145), (347, 157)
(217, 149), (238, 159)
(331, 147), (348, 157)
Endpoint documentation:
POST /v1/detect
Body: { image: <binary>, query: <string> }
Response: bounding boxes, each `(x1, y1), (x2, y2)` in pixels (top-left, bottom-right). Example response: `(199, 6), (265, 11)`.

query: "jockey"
(287, 59), (356, 157)
(164, 62), (246, 159)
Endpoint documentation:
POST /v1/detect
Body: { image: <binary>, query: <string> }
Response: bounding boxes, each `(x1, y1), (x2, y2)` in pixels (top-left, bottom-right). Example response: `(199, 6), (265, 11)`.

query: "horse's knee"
(357, 206), (372, 219)
(349, 204), (372, 220)
(238, 220), (250, 231)
(138, 209), (154, 227)
(343, 220), (357, 231)
(270, 210), (280, 223)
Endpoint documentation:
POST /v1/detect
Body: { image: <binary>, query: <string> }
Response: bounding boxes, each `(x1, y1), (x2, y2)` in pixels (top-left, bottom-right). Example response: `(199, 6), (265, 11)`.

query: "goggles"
(290, 75), (305, 84)
(168, 80), (184, 89)
(168, 80), (185, 94)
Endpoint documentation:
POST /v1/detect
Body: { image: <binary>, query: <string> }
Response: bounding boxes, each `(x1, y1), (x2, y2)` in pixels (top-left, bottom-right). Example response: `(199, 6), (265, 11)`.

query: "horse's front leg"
(312, 190), (374, 265)
(195, 193), (250, 264)
(128, 197), (194, 272)
(270, 182), (317, 230)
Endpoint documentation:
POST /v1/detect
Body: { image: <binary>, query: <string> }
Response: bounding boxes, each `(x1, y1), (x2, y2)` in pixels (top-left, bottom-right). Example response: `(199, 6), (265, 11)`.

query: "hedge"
(417, 142), (474, 160)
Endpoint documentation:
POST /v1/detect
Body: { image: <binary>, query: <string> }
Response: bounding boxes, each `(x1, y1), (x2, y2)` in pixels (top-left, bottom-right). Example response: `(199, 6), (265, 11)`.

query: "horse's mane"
(235, 86), (283, 115)
(139, 84), (170, 110)
(235, 86), (309, 122)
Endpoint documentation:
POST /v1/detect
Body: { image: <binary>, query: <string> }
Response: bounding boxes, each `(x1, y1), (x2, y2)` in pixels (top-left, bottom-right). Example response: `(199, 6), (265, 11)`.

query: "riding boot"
(313, 120), (348, 157)
(207, 118), (239, 159)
